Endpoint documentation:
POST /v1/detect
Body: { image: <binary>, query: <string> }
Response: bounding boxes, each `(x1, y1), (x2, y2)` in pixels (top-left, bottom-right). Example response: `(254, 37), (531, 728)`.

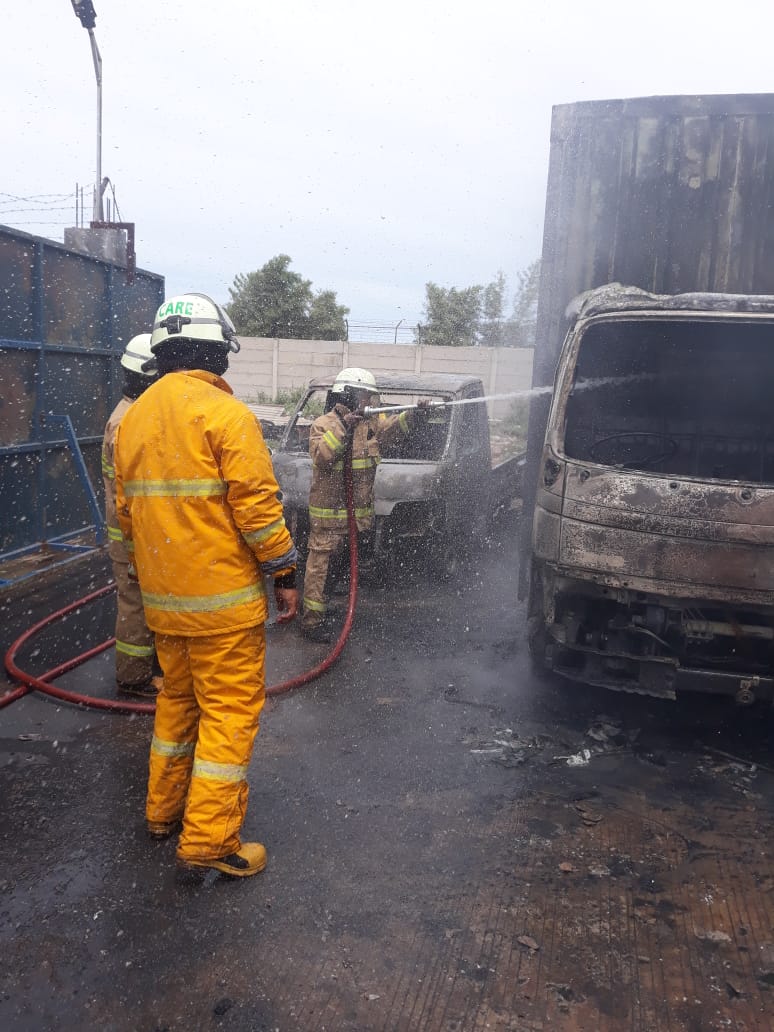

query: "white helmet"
(333, 367), (377, 392)
(120, 333), (155, 377)
(150, 293), (240, 354)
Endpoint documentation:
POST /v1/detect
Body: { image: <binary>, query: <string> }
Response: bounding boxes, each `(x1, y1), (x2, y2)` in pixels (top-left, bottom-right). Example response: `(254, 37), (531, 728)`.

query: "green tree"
(416, 283), (483, 347)
(308, 289), (348, 340)
(226, 255), (349, 340)
(504, 258), (541, 347)
(479, 270), (507, 347)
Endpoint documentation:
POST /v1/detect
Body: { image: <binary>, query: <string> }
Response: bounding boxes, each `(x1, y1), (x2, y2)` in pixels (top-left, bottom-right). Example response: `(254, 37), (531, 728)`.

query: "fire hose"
(2, 454), (359, 713)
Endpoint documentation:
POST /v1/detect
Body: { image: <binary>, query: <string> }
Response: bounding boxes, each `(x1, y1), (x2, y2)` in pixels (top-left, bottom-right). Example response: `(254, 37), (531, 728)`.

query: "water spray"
(362, 375), (650, 417)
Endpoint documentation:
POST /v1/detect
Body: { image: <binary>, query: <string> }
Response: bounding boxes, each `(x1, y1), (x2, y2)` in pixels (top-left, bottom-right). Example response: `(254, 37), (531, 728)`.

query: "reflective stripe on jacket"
(102, 396), (133, 564)
(114, 369), (296, 636)
(307, 403), (413, 534)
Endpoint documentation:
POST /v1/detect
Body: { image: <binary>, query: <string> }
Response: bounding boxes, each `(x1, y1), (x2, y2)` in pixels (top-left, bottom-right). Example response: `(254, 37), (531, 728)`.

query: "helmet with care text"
(150, 293), (241, 355)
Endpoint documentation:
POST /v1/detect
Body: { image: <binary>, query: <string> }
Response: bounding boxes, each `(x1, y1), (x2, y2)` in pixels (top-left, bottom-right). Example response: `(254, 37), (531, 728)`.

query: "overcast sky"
(2, 1), (773, 335)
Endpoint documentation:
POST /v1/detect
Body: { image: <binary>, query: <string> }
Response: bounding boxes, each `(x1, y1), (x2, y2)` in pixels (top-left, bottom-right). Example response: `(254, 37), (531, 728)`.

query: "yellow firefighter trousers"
(148, 625), (266, 862)
(112, 559), (156, 687)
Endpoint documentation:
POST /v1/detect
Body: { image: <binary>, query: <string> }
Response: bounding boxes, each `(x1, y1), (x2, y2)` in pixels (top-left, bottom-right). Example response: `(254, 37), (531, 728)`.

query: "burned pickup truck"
(529, 284), (774, 703)
(271, 372), (522, 578)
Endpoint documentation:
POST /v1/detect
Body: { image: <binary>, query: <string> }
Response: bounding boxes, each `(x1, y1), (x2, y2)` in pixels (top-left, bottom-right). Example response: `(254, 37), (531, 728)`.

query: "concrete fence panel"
(228, 338), (534, 417)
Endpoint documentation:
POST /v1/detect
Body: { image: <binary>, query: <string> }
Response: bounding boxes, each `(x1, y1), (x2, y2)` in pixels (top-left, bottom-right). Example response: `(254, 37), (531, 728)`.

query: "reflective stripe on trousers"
(112, 558), (155, 687)
(302, 528), (345, 624)
(147, 624), (266, 862)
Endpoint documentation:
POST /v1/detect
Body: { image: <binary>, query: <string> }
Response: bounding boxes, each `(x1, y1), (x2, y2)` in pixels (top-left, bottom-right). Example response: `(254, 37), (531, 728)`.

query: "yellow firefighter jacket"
(102, 396), (132, 564)
(114, 370), (296, 636)
(308, 403), (415, 534)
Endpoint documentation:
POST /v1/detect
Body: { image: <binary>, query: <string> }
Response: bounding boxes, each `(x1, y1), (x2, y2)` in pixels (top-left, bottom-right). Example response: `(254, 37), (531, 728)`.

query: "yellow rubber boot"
(177, 842), (267, 878)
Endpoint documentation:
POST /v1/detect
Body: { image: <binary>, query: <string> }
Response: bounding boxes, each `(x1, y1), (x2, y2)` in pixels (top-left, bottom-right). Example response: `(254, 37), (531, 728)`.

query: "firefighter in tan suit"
(102, 334), (163, 697)
(302, 367), (427, 642)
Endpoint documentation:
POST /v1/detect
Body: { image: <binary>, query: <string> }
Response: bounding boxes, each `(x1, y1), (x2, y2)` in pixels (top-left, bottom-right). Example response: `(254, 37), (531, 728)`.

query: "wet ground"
(1, 519), (774, 1031)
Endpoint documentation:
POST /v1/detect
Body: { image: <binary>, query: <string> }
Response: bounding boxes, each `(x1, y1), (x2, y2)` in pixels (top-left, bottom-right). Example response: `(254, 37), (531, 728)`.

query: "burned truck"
(529, 285), (774, 701)
(522, 92), (774, 701)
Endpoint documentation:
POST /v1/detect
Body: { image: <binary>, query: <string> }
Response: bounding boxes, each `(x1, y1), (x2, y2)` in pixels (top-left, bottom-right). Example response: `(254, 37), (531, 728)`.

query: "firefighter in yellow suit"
(302, 367), (427, 642)
(102, 333), (163, 697)
(114, 293), (298, 878)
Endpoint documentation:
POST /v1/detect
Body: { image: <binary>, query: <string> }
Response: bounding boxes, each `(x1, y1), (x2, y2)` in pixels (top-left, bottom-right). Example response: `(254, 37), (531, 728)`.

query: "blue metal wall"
(0, 224), (164, 559)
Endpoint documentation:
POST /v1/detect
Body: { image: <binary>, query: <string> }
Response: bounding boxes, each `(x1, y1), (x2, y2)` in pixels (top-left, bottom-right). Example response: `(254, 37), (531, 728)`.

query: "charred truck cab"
(529, 284), (774, 703)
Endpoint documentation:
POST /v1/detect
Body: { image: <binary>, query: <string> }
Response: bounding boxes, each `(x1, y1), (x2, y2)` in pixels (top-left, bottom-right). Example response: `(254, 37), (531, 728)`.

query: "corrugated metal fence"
(0, 225), (164, 566)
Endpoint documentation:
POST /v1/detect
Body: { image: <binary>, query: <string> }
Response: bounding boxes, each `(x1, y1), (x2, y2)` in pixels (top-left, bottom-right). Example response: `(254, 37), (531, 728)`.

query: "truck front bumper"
(545, 638), (774, 703)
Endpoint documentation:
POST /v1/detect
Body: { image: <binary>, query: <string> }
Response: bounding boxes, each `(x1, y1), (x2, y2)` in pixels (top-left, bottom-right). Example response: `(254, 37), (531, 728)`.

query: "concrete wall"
(227, 339), (534, 418)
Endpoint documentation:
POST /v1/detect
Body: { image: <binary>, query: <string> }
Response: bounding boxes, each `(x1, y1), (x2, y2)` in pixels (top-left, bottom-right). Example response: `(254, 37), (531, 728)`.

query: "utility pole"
(69, 1), (104, 221)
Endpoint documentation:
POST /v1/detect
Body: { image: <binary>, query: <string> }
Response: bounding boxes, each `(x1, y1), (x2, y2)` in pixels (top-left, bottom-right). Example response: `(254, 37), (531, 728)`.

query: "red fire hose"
(2, 458), (358, 712)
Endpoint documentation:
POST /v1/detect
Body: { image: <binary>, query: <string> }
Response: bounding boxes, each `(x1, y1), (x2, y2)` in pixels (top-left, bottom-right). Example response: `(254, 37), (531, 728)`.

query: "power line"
(0, 205), (71, 215)
(3, 220), (71, 226)
(0, 191), (72, 201)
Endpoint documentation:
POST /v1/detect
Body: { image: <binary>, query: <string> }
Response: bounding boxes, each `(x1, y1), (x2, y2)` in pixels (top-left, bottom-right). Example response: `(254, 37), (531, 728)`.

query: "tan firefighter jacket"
(308, 403), (416, 534)
(102, 396), (133, 564)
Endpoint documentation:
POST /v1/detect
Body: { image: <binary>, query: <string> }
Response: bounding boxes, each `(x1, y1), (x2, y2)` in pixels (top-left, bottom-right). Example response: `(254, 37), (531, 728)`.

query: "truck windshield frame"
(555, 312), (774, 484)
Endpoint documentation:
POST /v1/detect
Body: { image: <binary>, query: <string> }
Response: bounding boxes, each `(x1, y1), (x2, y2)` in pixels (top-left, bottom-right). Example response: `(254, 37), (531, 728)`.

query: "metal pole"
(87, 28), (103, 221)
(394, 319), (403, 344)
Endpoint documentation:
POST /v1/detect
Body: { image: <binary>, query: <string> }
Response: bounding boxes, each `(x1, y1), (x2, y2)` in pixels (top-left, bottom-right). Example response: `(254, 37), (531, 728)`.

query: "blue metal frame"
(1, 336), (113, 552)
(0, 224), (164, 579)
(44, 414), (105, 546)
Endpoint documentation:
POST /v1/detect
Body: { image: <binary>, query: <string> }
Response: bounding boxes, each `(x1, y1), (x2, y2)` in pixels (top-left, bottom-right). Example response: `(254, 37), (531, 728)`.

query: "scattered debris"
(552, 716), (642, 766)
(702, 745), (774, 777)
(471, 729), (547, 768)
(586, 718), (624, 743)
(696, 754), (759, 795)
(559, 862), (577, 873)
(517, 935), (540, 953)
(588, 865), (611, 878)
(694, 929), (732, 944)
(556, 748), (591, 767)
(574, 802), (604, 826)
(546, 982), (576, 1002)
